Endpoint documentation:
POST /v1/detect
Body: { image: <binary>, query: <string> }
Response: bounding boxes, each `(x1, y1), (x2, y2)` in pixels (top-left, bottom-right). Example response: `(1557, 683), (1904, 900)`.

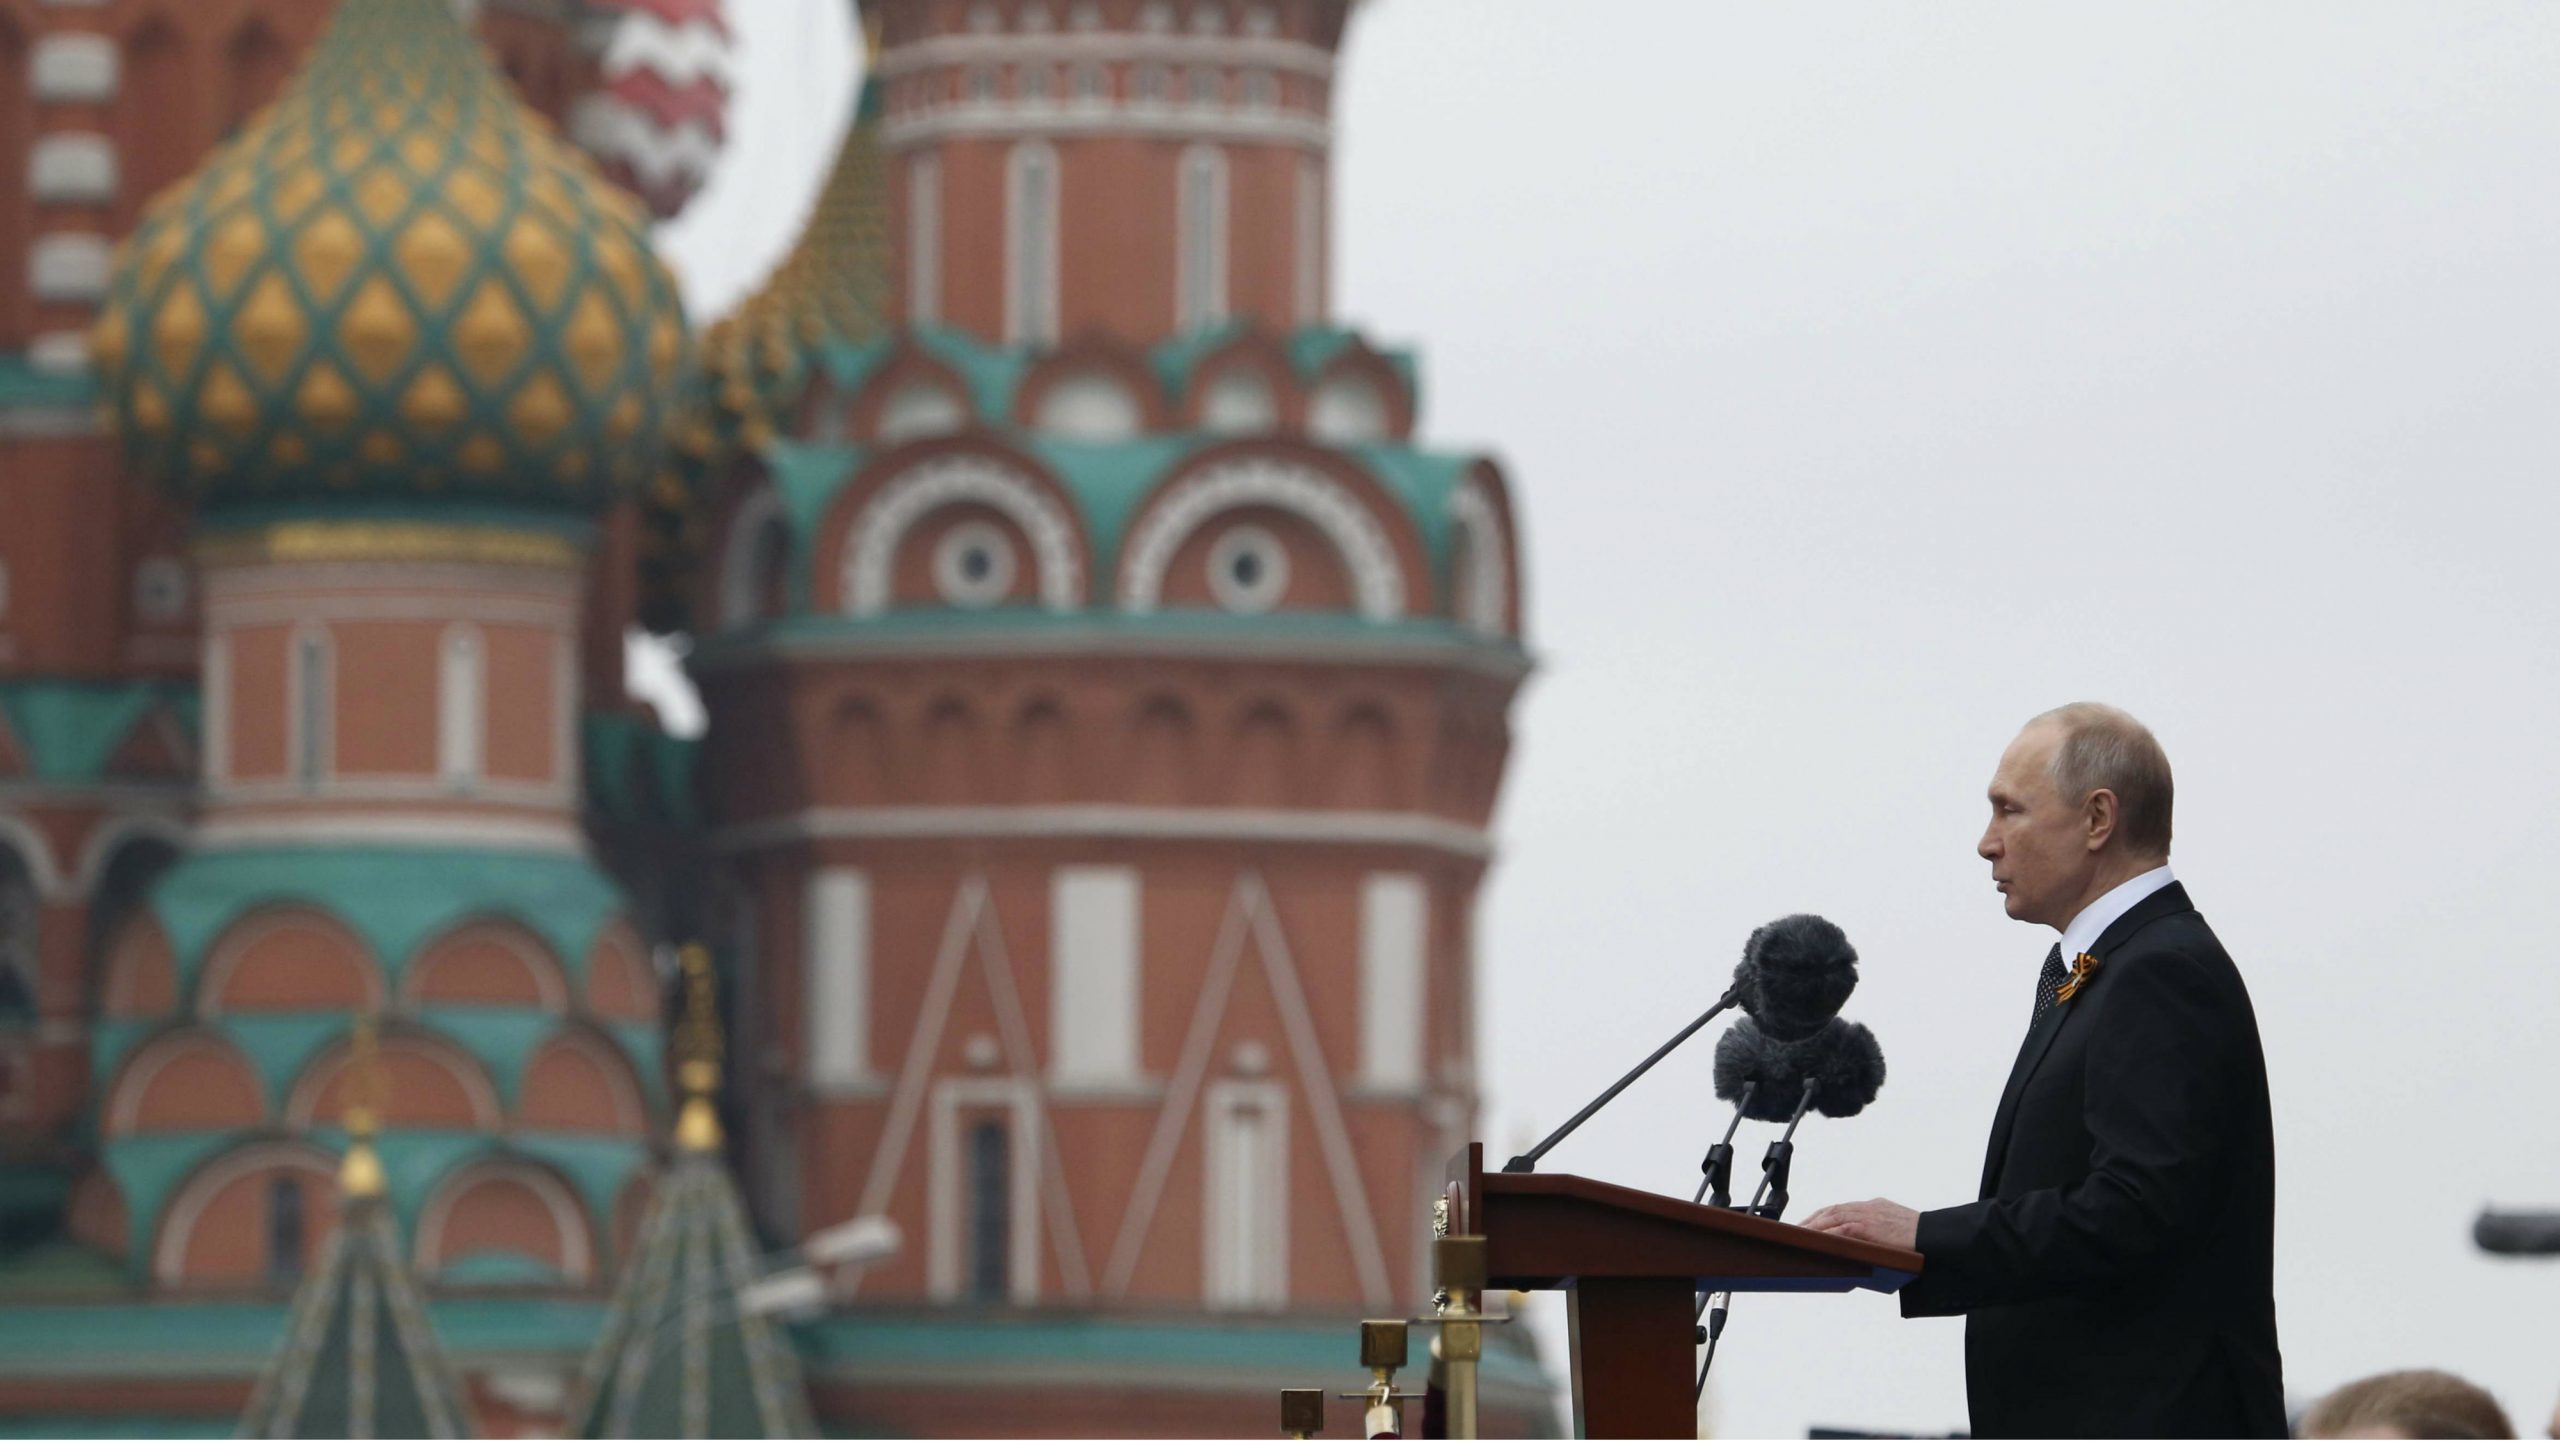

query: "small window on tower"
(1243, 70), (1275, 110)
(1245, 4), (1278, 37)
(1191, 6), (1227, 35)
(1135, 65), (1167, 103)
(1070, 2), (1104, 31)
(0, 853), (37, 1029)
(1075, 64), (1107, 103)
(969, 66), (998, 103)
(933, 521), (1020, 609)
(1020, 3), (1055, 31)
(1190, 66), (1222, 107)
(1208, 525), (1290, 614)
(133, 556), (189, 624)
(969, 3), (1002, 34)
(266, 1175), (304, 1287)
(1139, 2), (1175, 33)
(966, 1118), (1010, 1303)
(293, 631), (329, 788)
(1022, 64), (1050, 101)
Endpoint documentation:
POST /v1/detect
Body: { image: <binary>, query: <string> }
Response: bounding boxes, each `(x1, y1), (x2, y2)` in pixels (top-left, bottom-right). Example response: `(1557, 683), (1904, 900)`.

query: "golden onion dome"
(91, 0), (691, 513)
(640, 32), (889, 633)
(694, 42), (890, 453)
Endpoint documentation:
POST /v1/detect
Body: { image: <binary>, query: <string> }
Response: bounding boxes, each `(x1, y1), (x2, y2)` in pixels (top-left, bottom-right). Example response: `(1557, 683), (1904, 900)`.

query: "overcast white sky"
(655, 3), (2560, 1434)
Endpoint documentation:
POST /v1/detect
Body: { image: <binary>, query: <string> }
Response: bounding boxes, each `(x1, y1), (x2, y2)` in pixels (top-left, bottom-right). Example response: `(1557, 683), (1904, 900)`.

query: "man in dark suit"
(1803, 703), (2285, 1438)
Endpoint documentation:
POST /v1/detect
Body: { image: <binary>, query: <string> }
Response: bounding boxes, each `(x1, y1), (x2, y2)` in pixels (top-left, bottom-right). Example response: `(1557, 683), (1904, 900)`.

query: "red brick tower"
(680, 3), (1546, 1432)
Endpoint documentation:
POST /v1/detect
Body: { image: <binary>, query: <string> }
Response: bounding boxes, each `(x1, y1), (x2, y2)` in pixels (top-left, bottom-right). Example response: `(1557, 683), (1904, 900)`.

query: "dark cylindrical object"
(2473, 1208), (2560, 1256)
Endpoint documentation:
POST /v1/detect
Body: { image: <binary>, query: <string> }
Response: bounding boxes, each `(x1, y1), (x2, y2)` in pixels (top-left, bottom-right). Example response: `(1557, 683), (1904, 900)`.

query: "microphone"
(1690, 1017), (1886, 1404)
(2474, 1209), (2560, 1256)
(1733, 1018), (1887, 1219)
(1693, 1017), (1885, 1209)
(1712, 1016), (1887, 1122)
(1504, 914), (1862, 1173)
(1729, 914), (1859, 1043)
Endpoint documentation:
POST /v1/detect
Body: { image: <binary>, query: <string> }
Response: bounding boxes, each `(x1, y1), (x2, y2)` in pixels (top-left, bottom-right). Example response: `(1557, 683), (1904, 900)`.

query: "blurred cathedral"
(0, 0), (1546, 1434)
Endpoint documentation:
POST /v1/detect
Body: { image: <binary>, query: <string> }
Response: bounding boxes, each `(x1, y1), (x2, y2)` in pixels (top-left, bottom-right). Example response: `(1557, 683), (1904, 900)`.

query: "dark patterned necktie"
(2032, 944), (2067, 1025)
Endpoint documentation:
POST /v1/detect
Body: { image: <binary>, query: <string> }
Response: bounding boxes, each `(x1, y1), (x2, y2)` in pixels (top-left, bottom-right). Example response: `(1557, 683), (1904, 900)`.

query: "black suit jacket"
(1899, 883), (2285, 1438)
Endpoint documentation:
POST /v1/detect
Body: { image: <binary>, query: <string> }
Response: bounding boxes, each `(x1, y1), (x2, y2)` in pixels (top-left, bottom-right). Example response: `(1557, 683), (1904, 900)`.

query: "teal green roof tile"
(430, 1248), (566, 1287)
(87, 1019), (156, 1098)
(603, 1020), (670, 1108)
(1351, 441), (1473, 569)
(0, 1296), (611, 1378)
(506, 1133), (651, 1237)
(1025, 434), (1208, 565)
(1148, 322), (1252, 395)
(98, 1131), (242, 1262)
(0, 1241), (127, 1301)
(911, 324), (1033, 418)
(814, 337), (895, 396)
(147, 847), (629, 992)
(217, 1014), (348, 1104)
(764, 440), (867, 536)
(792, 1310), (1553, 1394)
(0, 352), (96, 410)
(0, 681), (196, 784)
(413, 1006), (553, 1106)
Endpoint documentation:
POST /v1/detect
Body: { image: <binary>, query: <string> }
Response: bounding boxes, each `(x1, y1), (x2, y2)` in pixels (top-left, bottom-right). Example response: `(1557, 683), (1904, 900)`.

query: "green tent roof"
(236, 1197), (474, 1439)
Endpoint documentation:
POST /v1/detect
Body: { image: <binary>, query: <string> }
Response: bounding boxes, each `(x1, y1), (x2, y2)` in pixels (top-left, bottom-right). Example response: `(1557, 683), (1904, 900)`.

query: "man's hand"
(1800, 1198), (1921, 1251)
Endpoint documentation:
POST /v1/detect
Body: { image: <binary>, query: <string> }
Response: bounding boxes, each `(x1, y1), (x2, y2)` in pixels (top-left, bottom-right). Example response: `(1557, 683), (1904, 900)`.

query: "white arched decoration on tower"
(1118, 456), (1407, 620)
(414, 1156), (596, 1285)
(1445, 478), (1512, 638)
(152, 1141), (335, 1285)
(843, 455), (1084, 616)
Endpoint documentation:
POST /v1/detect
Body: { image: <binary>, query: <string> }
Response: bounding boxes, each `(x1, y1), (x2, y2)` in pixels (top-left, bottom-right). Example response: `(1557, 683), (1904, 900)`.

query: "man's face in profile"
(1979, 724), (2087, 930)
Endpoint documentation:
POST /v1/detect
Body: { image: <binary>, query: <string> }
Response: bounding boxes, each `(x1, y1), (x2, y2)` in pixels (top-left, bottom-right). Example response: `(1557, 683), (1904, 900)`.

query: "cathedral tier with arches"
(0, 0), (1552, 1434)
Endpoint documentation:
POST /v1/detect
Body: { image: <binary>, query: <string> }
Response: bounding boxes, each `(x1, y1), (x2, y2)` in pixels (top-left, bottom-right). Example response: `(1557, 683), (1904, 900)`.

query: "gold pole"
(1434, 1236), (1487, 1440)
(673, 942), (724, 1152)
(339, 1012), (387, 1200)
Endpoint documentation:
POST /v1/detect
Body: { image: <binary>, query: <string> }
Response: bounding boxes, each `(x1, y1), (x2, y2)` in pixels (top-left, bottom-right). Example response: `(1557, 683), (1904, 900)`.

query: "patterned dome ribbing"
(693, 61), (890, 456)
(90, 0), (692, 513)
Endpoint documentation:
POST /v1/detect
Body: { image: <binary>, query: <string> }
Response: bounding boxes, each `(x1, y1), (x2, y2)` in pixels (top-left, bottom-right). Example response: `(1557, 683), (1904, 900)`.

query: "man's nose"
(1978, 829), (2000, 861)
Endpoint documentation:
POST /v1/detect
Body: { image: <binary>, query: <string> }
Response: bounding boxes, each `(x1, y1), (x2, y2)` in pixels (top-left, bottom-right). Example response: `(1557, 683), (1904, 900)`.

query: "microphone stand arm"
(1690, 1084), (1753, 1210)
(1503, 985), (1743, 1173)
(1747, 1079), (1819, 1220)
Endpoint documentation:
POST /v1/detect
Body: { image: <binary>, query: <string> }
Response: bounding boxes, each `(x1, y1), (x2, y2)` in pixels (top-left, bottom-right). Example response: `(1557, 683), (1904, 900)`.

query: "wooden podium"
(1444, 1143), (1922, 1438)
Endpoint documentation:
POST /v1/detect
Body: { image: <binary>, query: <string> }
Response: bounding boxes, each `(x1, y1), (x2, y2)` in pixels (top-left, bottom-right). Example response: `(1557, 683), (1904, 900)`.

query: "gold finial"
(673, 943), (724, 1152)
(340, 1012), (387, 1200)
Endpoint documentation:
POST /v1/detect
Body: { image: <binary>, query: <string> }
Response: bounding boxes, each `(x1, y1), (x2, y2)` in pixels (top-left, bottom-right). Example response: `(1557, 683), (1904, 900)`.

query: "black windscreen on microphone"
(1711, 1016), (1888, 1120)
(1730, 914), (1858, 1042)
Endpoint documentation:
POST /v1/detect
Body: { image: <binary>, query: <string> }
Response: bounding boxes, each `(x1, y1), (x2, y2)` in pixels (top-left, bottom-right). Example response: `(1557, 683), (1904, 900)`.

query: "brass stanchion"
(1434, 1236), (1487, 1440)
(1280, 1387), (1326, 1439)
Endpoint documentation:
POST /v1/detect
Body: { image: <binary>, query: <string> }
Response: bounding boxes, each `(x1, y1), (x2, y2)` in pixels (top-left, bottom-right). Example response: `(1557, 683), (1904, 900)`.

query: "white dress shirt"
(2052, 863), (2177, 970)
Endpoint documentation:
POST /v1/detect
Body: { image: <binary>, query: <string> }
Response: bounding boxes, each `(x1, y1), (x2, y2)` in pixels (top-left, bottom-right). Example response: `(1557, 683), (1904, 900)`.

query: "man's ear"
(2084, 788), (2121, 853)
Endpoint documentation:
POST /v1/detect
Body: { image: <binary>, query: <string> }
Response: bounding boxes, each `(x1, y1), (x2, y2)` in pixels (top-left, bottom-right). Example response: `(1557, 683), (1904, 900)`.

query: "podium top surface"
(1448, 1144), (1922, 1296)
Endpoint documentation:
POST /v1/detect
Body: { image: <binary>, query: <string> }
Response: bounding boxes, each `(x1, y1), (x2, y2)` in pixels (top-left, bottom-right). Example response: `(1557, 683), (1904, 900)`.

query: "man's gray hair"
(2032, 702), (2174, 858)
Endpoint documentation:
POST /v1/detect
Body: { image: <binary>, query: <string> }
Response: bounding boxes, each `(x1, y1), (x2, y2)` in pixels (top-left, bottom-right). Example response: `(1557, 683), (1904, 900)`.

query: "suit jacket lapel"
(1976, 882), (2196, 1198)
